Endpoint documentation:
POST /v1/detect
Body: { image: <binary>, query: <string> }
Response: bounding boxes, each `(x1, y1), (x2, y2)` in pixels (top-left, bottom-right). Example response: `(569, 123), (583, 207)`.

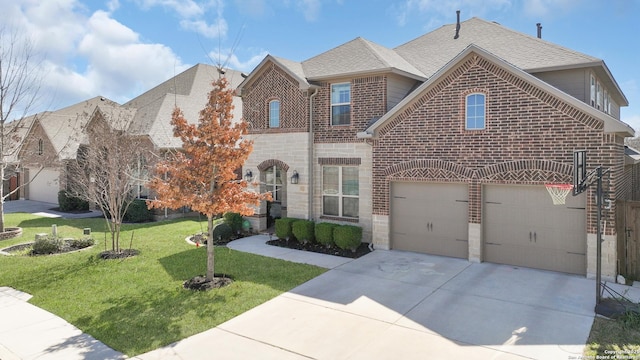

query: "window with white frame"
(465, 93), (485, 130)
(596, 81), (602, 110)
(264, 166), (283, 202)
(322, 166), (358, 218)
(603, 89), (609, 114)
(331, 83), (351, 125)
(269, 100), (280, 127)
(590, 75), (596, 107)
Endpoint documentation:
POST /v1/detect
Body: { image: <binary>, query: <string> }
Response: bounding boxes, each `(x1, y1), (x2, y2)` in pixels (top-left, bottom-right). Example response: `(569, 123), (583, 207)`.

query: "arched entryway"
(258, 159), (289, 228)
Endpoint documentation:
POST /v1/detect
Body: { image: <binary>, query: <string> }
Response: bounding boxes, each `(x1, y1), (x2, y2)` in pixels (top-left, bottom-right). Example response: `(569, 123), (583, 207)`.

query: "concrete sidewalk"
(3, 200), (102, 219)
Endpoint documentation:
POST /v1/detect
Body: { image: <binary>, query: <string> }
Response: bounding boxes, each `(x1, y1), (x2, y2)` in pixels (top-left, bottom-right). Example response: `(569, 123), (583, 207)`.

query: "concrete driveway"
(138, 245), (597, 360)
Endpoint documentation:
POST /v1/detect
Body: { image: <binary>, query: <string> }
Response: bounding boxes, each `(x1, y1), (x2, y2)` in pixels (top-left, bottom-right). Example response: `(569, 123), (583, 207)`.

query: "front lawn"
(0, 213), (326, 356)
(585, 314), (640, 357)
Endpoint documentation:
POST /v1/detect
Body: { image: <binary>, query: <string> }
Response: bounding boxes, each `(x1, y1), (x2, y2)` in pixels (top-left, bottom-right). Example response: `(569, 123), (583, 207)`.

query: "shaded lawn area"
(585, 316), (640, 357)
(0, 214), (326, 356)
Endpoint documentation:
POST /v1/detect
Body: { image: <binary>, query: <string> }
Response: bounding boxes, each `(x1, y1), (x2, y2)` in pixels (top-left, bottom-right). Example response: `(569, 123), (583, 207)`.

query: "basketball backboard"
(573, 150), (587, 195)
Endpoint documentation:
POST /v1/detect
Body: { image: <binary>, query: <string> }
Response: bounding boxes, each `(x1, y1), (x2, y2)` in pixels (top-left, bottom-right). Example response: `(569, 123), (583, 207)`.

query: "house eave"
(308, 67), (426, 82)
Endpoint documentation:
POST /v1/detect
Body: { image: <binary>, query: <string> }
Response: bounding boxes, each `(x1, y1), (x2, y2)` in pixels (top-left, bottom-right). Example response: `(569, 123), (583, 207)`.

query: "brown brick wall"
(313, 76), (387, 143)
(373, 53), (623, 235)
(242, 62), (309, 133)
(19, 121), (63, 170)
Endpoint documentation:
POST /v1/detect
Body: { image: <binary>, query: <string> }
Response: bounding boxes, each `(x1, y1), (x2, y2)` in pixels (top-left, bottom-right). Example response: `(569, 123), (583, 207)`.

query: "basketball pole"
(596, 166), (603, 305)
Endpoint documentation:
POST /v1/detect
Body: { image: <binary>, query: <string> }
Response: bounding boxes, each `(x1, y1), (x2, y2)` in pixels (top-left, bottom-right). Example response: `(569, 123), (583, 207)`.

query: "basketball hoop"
(545, 184), (574, 205)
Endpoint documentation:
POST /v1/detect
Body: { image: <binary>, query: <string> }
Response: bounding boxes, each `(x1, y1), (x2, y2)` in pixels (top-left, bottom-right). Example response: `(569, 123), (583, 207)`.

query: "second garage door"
(484, 185), (586, 275)
(28, 168), (60, 204)
(391, 182), (469, 258)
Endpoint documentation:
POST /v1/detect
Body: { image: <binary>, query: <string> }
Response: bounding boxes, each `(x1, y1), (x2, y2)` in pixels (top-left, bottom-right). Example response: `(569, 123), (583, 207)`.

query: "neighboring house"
(17, 64), (245, 211)
(237, 16), (636, 279)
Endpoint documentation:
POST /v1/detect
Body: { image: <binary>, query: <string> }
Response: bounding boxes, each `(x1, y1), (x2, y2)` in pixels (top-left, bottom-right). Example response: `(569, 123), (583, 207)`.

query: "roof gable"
(361, 45), (633, 139)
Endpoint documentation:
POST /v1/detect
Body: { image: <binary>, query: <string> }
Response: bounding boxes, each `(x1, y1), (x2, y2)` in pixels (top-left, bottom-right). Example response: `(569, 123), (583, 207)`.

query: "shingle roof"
(395, 17), (601, 78)
(302, 37), (425, 80)
(125, 63), (245, 149)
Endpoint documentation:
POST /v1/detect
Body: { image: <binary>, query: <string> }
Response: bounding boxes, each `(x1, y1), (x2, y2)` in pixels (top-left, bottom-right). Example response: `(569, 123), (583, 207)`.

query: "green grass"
(584, 313), (640, 357)
(0, 213), (326, 356)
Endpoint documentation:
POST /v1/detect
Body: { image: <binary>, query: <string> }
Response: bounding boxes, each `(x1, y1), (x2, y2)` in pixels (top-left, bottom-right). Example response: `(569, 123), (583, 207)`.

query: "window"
(596, 81), (602, 110)
(331, 83), (351, 125)
(37, 139), (43, 155)
(264, 166), (283, 202)
(465, 93), (485, 130)
(322, 166), (358, 218)
(603, 89), (609, 114)
(590, 75), (596, 107)
(269, 100), (280, 128)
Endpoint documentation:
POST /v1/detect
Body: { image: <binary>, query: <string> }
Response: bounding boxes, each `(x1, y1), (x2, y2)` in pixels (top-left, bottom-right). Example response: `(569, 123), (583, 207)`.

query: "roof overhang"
(360, 44), (635, 139)
(307, 67), (427, 82)
(237, 55), (311, 96)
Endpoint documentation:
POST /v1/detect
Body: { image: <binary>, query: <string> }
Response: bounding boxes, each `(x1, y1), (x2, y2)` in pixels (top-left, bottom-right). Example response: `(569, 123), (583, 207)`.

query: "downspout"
(308, 87), (318, 220)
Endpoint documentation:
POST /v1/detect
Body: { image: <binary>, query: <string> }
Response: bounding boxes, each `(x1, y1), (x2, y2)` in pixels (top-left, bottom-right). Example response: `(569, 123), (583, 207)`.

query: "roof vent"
(536, 23), (542, 39)
(454, 10), (461, 39)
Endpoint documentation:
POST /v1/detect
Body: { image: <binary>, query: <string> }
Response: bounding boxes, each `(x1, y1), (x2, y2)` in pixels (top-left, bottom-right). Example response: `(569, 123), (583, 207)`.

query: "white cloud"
(298, 0), (321, 22)
(133, 0), (227, 39)
(622, 114), (640, 137)
(392, 0), (511, 29)
(208, 48), (268, 72)
(522, 0), (579, 18)
(180, 18), (228, 38)
(133, 0), (205, 18)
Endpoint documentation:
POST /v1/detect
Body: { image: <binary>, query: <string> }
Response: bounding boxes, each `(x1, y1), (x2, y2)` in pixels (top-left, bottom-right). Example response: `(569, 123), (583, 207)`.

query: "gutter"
(308, 87), (319, 220)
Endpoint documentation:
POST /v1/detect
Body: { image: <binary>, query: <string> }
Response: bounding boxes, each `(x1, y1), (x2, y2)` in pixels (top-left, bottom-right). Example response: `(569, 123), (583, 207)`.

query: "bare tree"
(66, 106), (151, 254)
(0, 27), (46, 231)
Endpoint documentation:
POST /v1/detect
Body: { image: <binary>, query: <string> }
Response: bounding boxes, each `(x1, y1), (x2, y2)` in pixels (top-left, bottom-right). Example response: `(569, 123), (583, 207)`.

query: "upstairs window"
(590, 75), (596, 107)
(465, 93), (485, 130)
(269, 100), (280, 128)
(331, 83), (351, 126)
(596, 81), (602, 110)
(37, 139), (43, 155)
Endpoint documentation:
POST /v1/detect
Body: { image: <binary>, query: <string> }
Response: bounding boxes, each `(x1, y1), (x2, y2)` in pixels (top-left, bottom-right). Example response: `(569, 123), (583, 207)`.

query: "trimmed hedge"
(333, 225), (363, 252)
(124, 199), (154, 223)
(275, 217), (298, 240)
(292, 220), (315, 244)
(58, 190), (89, 211)
(315, 222), (338, 248)
(32, 237), (62, 255)
(212, 223), (233, 243)
(224, 212), (243, 234)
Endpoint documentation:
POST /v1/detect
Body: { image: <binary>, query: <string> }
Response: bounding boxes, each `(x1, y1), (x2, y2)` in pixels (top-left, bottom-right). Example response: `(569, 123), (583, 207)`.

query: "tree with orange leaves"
(147, 75), (270, 284)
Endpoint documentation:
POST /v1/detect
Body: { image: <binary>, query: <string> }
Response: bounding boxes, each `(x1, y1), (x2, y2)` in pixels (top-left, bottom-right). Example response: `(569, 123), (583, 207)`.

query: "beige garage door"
(391, 182), (469, 258)
(484, 185), (586, 275)
(28, 168), (60, 204)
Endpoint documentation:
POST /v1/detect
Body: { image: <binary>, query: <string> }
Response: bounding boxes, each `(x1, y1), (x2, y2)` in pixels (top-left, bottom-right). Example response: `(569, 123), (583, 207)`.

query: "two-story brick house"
(238, 17), (635, 279)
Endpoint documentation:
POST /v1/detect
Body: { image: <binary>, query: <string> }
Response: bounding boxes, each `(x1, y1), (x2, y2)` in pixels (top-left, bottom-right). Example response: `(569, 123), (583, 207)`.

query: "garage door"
(484, 185), (586, 275)
(28, 168), (60, 204)
(391, 182), (468, 258)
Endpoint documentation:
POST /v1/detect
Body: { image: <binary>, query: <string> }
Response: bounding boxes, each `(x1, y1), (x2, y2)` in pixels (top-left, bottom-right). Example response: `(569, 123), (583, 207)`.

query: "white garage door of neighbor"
(391, 182), (469, 259)
(28, 168), (60, 204)
(484, 185), (586, 275)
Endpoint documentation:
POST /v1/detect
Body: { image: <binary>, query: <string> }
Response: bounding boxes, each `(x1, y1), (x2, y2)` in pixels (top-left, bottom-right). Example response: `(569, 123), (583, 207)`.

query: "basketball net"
(545, 184), (574, 205)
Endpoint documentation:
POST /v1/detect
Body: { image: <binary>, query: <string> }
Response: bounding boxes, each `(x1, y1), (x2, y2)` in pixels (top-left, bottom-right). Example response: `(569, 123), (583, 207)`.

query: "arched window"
(465, 93), (485, 130)
(269, 100), (280, 128)
(38, 139), (44, 155)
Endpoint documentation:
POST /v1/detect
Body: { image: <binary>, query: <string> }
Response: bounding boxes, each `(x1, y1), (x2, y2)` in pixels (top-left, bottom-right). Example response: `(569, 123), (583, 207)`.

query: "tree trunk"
(206, 215), (215, 281)
(0, 164), (4, 233)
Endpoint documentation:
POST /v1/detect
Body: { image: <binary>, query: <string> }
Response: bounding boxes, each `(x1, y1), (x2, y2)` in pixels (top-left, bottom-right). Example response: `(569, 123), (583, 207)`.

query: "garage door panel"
(391, 182), (468, 259)
(484, 185), (586, 275)
(28, 168), (60, 204)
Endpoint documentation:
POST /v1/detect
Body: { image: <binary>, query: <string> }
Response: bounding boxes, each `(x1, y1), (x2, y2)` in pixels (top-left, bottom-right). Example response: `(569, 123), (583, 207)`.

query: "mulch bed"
(99, 249), (140, 259)
(183, 275), (233, 291)
(266, 238), (373, 258)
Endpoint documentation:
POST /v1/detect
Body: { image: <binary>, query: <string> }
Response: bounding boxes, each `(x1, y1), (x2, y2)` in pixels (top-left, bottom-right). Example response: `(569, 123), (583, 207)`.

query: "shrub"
(32, 237), (62, 255)
(124, 199), (154, 223)
(292, 220), (315, 244)
(275, 217), (298, 240)
(212, 223), (233, 243)
(70, 237), (95, 249)
(58, 190), (89, 211)
(224, 212), (243, 234)
(333, 225), (363, 252)
(315, 222), (338, 248)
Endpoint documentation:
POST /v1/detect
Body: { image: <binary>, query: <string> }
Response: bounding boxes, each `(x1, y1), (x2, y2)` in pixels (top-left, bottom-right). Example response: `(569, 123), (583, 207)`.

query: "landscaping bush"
(58, 190), (89, 211)
(292, 220), (315, 244)
(124, 199), (154, 223)
(333, 225), (363, 252)
(70, 237), (95, 249)
(315, 222), (338, 248)
(275, 217), (298, 240)
(32, 237), (62, 255)
(212, 223), (233, 243)
(224, 212), (243, 234)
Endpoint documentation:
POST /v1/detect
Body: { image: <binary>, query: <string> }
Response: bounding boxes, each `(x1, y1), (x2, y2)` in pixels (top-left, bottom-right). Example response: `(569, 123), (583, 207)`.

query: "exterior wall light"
(290, 170), (299, 184)
(244, 169), (253, 182)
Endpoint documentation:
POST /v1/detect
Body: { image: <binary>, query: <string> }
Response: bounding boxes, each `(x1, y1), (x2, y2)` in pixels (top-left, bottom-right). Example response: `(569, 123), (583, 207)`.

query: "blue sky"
(1, 0), (638, 135)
